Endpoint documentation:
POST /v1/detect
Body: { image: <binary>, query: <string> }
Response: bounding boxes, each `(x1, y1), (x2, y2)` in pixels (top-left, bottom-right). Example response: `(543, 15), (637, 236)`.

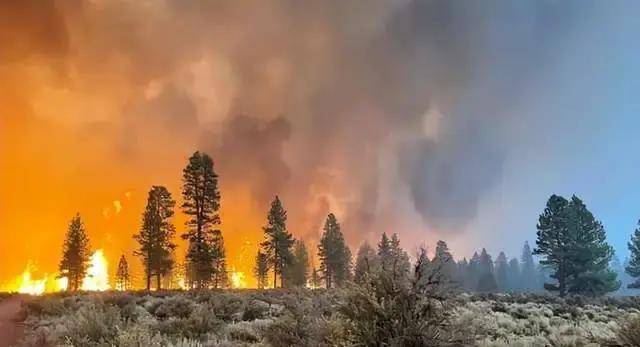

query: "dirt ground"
(0, 295), (26, 347)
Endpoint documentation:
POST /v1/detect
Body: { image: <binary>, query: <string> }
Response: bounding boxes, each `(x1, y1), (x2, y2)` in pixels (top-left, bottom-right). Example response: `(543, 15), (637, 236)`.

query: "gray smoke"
(0, 0), (601, 247)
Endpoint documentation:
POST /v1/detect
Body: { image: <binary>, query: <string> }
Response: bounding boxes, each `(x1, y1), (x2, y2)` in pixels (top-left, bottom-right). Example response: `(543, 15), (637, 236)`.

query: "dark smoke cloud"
(1, 0), (600, 249)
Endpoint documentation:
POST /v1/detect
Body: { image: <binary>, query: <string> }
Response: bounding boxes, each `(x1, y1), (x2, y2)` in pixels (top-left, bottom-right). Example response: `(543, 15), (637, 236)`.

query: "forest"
(54, 151), (640, 297)
(4, 150), (640, 346)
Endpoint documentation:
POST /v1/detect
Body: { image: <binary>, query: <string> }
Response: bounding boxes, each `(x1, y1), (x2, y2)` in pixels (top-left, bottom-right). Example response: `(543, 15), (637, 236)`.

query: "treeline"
(56, 151), (640, 296)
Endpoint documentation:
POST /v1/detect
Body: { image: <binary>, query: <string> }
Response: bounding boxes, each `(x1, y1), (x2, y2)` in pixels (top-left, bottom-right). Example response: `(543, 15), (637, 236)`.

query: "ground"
(0, 295), (26, 347)
(12, 290), (640, 346)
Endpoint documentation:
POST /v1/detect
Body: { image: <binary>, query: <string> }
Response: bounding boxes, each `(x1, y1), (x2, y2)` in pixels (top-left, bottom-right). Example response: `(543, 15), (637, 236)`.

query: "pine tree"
(433, 240), (456, 282)
(59, 214), (91, 292)
(311, 266), (322, 288)
(495, 251), (509, 292)
(467, 252), (481, 292)
(211, 230), (228, 288)
(115, 255), (131, 291)
(354, 241), (378, 284)
(254, 251), (269, 289)
(318, 213), (352, 288)
(260, 196), (294, 288)
(520, 241), (537, 292)
(508, 257), (521, 292)
(134, 186), (176, 291)
(288, 240), (310, 287)
(377, 232), (392, 272)
(181, 151), (222, 289)
(456, 258), (469, 289)
(564, 196), (619, 295)
(534, 195), (571, 296)
(476, 248), (497, 292)
(626, 220), (640, 289)
(535, 195), (619, 296)
(388, 233), (411, 283)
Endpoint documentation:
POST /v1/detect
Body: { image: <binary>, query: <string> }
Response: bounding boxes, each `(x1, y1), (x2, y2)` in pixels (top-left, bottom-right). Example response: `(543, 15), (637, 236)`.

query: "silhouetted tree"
(520, 241), (537, 291)
(134, 186), (176, 291)
(311, 266), (322, 288)
(288, 240), (310, 287)
(354, 241), (378, 284)
(626, 220), (640, 289)
(508, 257), (521, 292)
(433, 240), (456, 282)
(181, 151), (222, 289)
(254, 250), (269, 289)
(59, 214), (91, 292)
(476, 248), (497, 292)
(495, 251), (509, 292)
(260, 196), (294, 288)
(466, 252), (481, 292)
(377, 233), (410, 284)
(115, 255), (131, 291)
(318, 213), (352, 288)
(211, 230), (228, 288)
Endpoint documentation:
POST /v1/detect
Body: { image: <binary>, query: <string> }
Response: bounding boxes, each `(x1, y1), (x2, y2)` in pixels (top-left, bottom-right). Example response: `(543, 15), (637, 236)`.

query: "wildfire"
(15, 266), (47, 295)
(81, 250), (110, 291)
(3, 250), (110, 295)
(230, 270), (247, 288)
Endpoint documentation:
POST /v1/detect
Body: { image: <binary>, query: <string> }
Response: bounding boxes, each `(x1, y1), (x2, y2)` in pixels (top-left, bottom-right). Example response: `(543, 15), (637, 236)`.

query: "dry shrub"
(618, 315), (640, 346)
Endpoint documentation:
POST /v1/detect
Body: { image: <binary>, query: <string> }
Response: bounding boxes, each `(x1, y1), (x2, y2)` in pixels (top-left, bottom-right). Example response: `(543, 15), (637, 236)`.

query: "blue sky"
(457, 1), (640, 260)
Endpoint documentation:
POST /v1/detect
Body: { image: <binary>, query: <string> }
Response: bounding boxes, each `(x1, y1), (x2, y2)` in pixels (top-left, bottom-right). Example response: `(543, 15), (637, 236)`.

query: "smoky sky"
(1, 0), (612, 252)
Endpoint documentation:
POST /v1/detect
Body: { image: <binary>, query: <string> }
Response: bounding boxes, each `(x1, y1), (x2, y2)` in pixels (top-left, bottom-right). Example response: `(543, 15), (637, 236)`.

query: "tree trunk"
(156, 274), (161, 291)
(274, 249), (279, 289)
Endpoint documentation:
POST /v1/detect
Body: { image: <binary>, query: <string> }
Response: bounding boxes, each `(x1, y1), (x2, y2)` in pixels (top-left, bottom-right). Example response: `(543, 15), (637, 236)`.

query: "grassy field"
(17, 289), (640, 347)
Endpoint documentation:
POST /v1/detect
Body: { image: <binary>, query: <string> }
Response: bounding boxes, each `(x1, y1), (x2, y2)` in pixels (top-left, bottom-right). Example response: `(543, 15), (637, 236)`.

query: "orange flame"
(230, 270), (247, 288)
(3, 250), (110, 295)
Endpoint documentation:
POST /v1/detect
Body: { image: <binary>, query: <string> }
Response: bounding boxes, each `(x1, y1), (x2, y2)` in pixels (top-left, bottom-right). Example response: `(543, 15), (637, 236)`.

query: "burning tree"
(134, 186), (177, 290)
(181, 151), (225, 289)
(260, 196), (294, 288)
(59, 214), (91, 291)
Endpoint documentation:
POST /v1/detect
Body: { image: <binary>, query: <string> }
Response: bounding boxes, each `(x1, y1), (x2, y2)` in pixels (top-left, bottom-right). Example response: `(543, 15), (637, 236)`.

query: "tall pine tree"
(354, 241), (378, 284)
(211, 230), (228, 288)
(317, 213), (352, 288)
(495, 251), (509, 292)
(181, 151), (223, 289)
(535, 195), (619, 296)
(59, 214), (91, 292)
(626, 220), (640, 289)
(534, 195), (571, 296)
(288, 240), (310, 287)
(508, 257), (521, 292)
(476, 248), (497, 292)
(254, 251), (269, 289)
(260, 196), (294, 288)
(433, 240), (456, 282)
(134, 186), (176, 290)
